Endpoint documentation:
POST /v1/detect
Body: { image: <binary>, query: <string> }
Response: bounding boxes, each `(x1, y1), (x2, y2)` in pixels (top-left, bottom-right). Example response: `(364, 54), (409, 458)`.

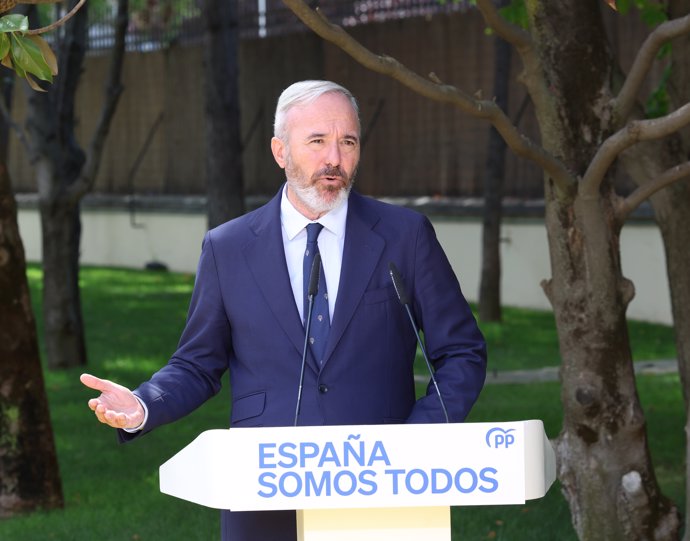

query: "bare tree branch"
(613, 13), (690, 126)
(26, 0), (87, 35)
(581, 101), (690, 197)
(616, 161), (690, 222)
(68, 0), (128, 200)
(282, 0), (577, 192)
(475, 0), (531, 50)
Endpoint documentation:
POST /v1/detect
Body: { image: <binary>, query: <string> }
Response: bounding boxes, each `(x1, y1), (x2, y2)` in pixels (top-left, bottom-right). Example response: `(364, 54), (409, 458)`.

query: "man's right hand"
(80, 373), (145, 430)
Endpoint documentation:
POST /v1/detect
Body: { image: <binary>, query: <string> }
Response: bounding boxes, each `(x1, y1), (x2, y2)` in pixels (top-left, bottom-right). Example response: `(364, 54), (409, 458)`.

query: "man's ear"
(271, 137), (287, 169)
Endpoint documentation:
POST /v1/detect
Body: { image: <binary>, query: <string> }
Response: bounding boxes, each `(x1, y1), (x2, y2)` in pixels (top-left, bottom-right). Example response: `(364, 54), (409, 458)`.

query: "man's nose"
(324, 141), (341, 166)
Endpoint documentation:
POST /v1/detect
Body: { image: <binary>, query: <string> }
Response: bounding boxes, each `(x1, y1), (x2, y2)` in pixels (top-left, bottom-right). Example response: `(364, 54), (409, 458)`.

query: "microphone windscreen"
(308, 253), (321, 297)
(388, 262), (411, 306)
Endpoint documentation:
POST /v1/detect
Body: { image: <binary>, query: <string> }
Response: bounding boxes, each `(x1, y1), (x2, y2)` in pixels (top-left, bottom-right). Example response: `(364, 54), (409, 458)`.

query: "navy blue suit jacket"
(122, 187), (487, 540)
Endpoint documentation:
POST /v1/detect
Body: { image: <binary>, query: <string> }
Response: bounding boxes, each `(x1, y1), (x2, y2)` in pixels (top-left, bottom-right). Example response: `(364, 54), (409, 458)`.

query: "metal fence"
(83, 0), (471, 53)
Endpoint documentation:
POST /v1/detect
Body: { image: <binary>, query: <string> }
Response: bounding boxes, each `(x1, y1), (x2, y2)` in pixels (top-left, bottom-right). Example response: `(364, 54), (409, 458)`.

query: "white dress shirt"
(280, 186), (348, 322)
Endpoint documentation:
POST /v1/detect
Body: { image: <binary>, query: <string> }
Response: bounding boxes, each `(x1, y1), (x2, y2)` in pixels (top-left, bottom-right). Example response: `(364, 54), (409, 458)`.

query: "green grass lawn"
(479, 306), (677, 372)
(0, 265), (683, 541)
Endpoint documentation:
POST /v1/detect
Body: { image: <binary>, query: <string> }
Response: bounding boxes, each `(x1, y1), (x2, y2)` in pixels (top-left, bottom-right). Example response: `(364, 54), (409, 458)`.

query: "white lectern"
(159, 421), (556, 540)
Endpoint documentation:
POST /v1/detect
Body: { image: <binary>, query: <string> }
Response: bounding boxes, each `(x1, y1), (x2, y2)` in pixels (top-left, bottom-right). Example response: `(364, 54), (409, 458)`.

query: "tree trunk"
(545, 187), (679, 540)
(24, 0), (88, 369)
(653, 180), (690, 540)
(39, 181), (86, 369)
(23, 0), (127, 369)
(619, 133), (690, 540)
(652, 9), (690, 541)
(619, 1), (690, 536)
(201, 0), (245, 229)
(619, 125), (690, 541)
(0, 162), (63, 516)
(524, 1), (680, 538)
(665, 4), (690, 538)
(478, 20), (511, 323)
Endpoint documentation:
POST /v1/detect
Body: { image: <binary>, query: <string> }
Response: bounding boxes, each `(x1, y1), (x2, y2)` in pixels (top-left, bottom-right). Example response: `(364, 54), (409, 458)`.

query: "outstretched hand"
(80, 373), (145, 430)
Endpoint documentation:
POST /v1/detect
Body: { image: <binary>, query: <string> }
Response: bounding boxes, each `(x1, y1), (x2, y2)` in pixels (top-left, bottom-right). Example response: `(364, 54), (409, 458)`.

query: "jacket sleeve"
(405, 216), (487, 423)
(118, 232), (232, 442)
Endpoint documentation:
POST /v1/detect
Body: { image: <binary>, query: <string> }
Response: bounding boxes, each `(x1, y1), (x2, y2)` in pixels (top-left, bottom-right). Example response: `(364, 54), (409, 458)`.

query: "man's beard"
(285, 159), (355, 215)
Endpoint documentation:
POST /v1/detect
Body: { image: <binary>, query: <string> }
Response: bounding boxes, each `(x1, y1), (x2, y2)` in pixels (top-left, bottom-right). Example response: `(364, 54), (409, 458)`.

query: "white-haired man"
(82, 80), (487, 540)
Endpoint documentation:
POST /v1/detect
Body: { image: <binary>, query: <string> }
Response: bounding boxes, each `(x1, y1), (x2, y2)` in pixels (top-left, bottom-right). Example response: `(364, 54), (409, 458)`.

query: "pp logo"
(485, 427), (516, 449)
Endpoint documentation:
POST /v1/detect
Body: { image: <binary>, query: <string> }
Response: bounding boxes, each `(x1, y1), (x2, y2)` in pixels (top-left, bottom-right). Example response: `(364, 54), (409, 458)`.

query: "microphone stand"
(294, 253), (321, 426)
(389, 262), (450, 423)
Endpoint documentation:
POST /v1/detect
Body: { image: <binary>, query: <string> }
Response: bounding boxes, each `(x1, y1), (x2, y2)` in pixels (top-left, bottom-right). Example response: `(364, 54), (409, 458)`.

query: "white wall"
(434, 218), (671, 325)
(17, 208), (672, 325)
(18, 208), (207, 275)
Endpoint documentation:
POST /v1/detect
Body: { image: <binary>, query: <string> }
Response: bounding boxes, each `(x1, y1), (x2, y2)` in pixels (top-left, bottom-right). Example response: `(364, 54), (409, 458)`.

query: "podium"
(159, 421), (556, 540)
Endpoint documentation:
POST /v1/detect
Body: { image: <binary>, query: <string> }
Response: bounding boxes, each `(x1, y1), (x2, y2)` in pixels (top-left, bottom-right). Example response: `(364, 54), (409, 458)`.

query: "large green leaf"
(10, 33), (54, 83)
(0, 33), (10, 60)
(0, 14), (29, 34)
(27, 35), (57, 76)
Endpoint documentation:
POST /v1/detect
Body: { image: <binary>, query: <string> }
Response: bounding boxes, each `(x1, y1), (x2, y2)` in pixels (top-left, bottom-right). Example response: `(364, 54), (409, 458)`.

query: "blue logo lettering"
(485, 427), (516, 448)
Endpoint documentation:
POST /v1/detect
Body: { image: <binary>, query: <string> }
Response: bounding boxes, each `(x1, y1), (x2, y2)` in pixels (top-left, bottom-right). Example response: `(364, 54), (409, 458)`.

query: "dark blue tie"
(303, 223), (330, 366)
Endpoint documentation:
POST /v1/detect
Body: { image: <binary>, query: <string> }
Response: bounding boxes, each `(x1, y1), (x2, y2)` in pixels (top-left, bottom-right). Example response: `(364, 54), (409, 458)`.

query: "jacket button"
(318, 384), (328, 394)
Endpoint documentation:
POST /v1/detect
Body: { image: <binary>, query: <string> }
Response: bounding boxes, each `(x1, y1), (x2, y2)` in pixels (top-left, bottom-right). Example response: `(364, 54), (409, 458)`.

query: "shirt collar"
(281, 184), (349, 241)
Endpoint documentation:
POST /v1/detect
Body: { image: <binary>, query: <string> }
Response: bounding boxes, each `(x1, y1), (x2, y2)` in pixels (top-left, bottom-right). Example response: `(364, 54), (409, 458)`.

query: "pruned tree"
(16, 0), (129, 369)
(282, 0), (690, 539)
(0, 0), (98, 516)
(616, 1), (690, 536)
(0, 86), (62, 516)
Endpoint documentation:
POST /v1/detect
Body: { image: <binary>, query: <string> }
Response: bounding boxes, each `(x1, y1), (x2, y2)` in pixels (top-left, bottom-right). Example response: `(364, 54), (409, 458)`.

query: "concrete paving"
(485, 359), (678, 385)
(415, 359), (678, 385)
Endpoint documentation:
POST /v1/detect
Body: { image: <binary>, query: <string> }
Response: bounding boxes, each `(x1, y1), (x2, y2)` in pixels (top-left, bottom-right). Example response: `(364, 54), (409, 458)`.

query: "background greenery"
(0, 266), (682, 540)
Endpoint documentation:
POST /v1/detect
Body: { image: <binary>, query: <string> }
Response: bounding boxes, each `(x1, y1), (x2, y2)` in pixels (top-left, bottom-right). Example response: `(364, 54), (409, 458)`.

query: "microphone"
(388, 262), (450, 423)
(294, 252), (322, 426)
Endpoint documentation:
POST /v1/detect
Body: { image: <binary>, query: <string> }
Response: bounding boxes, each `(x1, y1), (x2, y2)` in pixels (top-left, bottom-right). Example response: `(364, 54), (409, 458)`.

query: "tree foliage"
(0, 13), (56, 90)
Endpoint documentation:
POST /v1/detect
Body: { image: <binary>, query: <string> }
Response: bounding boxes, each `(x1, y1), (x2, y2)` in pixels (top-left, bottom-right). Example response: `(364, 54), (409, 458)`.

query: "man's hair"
(273, 80), (360, 140)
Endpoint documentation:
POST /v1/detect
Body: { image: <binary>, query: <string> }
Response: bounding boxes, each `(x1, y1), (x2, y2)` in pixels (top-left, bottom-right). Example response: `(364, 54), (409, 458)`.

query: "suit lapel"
(242, 190), (306, 358)
(323, 192), (384, 364)
(242, 189), (385, 373)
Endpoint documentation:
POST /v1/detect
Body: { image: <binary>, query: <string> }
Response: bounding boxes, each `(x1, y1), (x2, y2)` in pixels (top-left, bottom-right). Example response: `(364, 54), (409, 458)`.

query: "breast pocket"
(363, 284), (398, 305)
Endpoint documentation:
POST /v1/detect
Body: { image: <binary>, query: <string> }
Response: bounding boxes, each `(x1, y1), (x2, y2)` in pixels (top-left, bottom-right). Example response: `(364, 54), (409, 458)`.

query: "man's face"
(271, 92), (360, 219)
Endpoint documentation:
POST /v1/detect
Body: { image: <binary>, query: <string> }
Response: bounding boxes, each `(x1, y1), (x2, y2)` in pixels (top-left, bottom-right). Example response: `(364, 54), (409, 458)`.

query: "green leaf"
(0, 14), (29, 33)
(0, 33), (9, 60)
(27, 35), (57, 76)
(616, 0), (632, 14)
(617, 0), (668, 25)
(499, 0), (529, 30)
(12, 56), (26, 79)
(10, 33), (54, 83)
(638, 3), (667, 26)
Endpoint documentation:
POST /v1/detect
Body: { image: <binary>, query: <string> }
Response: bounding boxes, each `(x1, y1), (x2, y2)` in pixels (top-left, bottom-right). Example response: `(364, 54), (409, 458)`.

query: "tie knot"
(306, 222), (324, 243)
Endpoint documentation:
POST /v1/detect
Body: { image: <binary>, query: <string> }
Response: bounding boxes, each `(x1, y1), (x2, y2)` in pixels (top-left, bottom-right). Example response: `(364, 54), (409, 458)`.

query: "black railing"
(81, 0), (470, 53)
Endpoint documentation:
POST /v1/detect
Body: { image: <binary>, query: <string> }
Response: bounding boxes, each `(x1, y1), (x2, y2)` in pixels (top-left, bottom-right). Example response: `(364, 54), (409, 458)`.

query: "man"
(81, 80), (487, 540)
